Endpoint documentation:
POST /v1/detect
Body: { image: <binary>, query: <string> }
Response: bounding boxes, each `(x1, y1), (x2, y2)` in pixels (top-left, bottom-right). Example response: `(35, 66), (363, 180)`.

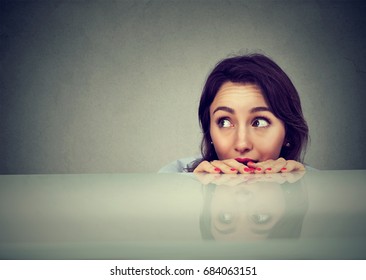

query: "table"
(0, 171), (365, 259)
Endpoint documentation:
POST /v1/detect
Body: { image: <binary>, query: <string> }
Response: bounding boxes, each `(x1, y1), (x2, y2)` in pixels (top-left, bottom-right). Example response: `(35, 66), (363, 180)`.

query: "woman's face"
(209, 82), (286, 162)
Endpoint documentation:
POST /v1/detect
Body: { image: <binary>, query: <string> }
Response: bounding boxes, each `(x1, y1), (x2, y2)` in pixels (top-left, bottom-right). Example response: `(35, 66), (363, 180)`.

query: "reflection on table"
(0, 171), (365, 259)
(197, 173), (307, 241)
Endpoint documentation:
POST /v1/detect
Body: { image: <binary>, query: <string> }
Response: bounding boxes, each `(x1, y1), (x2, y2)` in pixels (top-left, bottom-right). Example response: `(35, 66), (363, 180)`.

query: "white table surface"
(0, 170), (365, 259)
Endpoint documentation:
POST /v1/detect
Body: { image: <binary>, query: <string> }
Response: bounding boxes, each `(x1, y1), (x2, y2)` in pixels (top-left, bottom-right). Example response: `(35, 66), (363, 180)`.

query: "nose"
(234, 126), (253, 154)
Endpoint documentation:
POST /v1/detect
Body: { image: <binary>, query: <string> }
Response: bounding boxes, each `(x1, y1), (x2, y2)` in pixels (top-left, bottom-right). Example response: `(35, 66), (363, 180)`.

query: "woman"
(160, 53), (309, 174)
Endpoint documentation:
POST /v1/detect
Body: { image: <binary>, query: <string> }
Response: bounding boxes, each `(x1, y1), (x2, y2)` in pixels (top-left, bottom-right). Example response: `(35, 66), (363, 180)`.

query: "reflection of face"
(210, 183), (286, 240)
(210, 82), (286, 162)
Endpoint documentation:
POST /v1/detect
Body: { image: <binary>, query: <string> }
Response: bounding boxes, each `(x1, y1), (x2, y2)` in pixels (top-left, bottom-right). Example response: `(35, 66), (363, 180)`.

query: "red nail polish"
(230, 168), (237, 171)
(256, 168), (262, 171)
(281, 168), (287, 171)
(214, 168), (221, 172)
(266, 168), (272, 171)
(244, 168), (250, 172)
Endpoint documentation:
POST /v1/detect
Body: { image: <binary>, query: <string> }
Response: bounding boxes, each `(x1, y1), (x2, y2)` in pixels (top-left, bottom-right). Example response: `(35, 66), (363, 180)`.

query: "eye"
(218, 118), (233, 128)
(252, 117), (270, 128)
(251, 213), (271, 224)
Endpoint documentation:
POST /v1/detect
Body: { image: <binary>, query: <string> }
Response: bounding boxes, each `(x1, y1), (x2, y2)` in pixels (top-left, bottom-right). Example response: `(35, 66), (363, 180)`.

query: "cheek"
(210, 127), (231, 159)
(257, 131), (285, 159)
(213, 142), (230, 160)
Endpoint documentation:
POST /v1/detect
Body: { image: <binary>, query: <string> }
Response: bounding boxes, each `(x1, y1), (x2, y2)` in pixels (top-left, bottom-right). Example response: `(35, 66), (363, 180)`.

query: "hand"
(194, 171), (305, 186)
(193, 157), (305, 174)
(193, 158), (248, 174)
(248, 158), (305, 174)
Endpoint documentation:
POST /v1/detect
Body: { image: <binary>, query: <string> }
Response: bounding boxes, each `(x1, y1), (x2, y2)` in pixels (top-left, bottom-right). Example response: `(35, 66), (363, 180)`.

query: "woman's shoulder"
(158, 156), (199, 173)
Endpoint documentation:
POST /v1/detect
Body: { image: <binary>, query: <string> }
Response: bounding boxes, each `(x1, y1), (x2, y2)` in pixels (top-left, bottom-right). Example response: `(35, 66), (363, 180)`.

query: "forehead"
(210, 82), (267, 113)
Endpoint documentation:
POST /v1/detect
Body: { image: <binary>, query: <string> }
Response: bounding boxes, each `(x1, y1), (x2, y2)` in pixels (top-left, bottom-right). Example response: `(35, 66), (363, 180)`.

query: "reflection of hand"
(193, 158), (305, 174)
(194, 171), (305, 186)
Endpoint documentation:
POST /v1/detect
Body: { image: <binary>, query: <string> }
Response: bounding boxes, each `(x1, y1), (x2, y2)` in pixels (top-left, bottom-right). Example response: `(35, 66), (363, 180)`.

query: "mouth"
(235, 158), (257, 165)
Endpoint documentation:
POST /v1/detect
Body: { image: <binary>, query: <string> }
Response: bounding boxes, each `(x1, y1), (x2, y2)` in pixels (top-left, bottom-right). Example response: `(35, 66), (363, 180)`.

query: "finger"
(211, 160), (239, 174)
(224, 159), (252, 174)
(251, 159), (276, 173)
(245, 161), (260, 173)
(281, 160), (306, 173)
(193, 160), (221, 174)
(264, 157), (287, 173)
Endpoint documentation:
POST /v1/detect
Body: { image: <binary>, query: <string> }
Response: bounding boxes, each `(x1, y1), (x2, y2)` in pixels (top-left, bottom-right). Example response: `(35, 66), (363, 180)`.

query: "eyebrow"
(250, 106), (271, 113)
(212, 106), (235, 115)
(212, 106), (271, 115)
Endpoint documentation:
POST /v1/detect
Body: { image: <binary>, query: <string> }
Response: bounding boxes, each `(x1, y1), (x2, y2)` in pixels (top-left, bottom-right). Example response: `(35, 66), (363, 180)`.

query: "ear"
(282, 138), (290, 147)
(282, 138), (287, 146)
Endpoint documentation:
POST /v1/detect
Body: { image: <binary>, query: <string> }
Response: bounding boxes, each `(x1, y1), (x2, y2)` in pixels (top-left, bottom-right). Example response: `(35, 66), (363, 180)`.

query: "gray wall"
(1, 0), (366, 174)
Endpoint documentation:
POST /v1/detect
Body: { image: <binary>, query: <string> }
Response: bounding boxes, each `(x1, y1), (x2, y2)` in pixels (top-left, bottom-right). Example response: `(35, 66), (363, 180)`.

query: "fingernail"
(256, 167), (262, 171)
(250, 168), (255, 173)
(244, 168), (250, 172)
(214, 168), (221, 172)
(266, 168), (272, 171)
(230, 168), (237, 172)
(281, 168), (287, 171)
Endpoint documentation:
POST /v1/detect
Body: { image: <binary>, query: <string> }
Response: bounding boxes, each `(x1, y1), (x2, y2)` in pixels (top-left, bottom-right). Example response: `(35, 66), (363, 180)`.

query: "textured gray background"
(1, 0), (366, 174)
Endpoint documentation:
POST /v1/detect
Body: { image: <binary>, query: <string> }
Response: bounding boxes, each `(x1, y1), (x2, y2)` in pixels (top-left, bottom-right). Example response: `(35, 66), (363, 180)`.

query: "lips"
(235, 158), (257, 165)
